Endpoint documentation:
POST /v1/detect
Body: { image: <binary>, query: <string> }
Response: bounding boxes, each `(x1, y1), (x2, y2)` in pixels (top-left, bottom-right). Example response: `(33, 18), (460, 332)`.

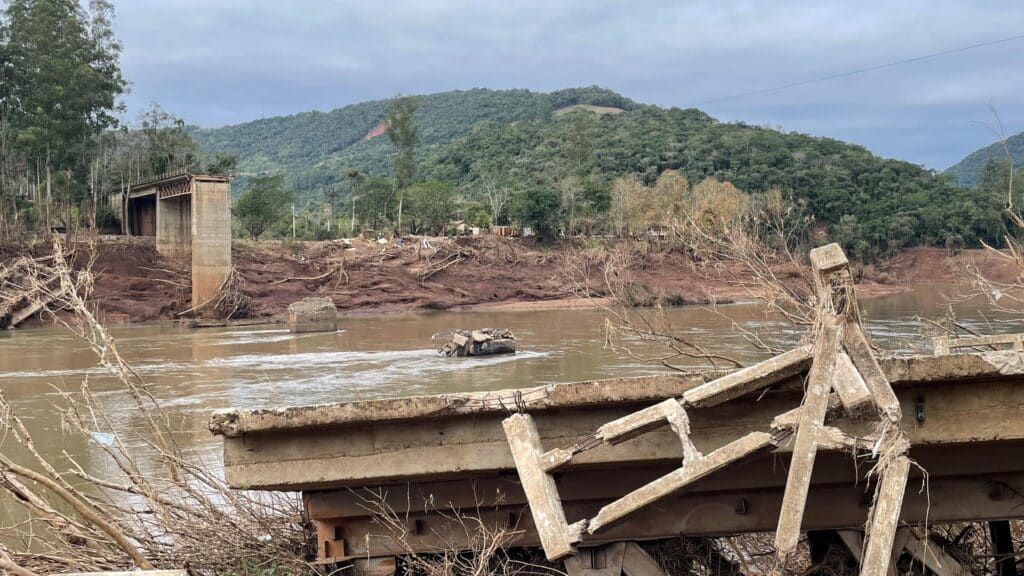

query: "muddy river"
(1, 285), (1023, 482)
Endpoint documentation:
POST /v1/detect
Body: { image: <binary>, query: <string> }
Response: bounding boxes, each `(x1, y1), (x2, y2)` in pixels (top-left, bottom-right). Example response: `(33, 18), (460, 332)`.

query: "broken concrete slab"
(808, 243), (849, 275)
(287, 296), (337, 333)
(831, 350), (874, 418)
(436, 328), (516, 357)
(774, 314), (841, 565)
(860, 454), (912, 576)
(681, 344), (813, 408)
(844, 324), (901, 423)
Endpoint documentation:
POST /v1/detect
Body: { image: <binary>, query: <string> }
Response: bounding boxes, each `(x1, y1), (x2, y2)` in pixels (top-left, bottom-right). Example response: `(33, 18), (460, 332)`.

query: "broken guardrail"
(502, 243), (911, 576)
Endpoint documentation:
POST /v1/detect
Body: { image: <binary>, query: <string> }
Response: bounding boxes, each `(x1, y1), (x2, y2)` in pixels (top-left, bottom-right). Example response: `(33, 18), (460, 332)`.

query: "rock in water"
(436, 328), (516, 357)
(288, 297), (338, 333)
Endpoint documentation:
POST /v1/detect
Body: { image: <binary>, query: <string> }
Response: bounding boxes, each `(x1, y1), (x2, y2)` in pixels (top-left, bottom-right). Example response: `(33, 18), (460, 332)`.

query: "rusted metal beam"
(990, 520), (1017, 576)
(304, 442), (1024, 519)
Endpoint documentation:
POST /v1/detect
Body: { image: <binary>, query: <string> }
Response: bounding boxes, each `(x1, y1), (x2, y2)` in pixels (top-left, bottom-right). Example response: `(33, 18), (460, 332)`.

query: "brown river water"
(1, 285), (1023, 496)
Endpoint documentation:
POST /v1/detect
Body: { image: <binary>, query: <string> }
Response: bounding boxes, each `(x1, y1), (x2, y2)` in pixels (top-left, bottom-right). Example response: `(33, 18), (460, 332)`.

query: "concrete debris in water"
(435, 328), (516, 357)
(287, 297), (337, 333)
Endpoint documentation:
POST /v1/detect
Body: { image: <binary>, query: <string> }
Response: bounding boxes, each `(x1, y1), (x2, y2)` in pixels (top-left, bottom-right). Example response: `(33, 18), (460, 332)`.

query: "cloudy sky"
(112, 0), (1024, 169)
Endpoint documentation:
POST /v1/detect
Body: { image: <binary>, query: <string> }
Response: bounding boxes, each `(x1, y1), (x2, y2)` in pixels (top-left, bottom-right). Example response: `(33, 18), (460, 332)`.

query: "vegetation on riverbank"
(2, 1), (1020, 264)
(5, 232), (1015, 329)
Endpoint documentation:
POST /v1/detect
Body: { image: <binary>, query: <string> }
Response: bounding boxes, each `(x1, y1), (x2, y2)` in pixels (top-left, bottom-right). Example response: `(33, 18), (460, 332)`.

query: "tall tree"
(0, 12), (14, 235)
(2, 0), (125, 231)
(345, 169), (364, 235)
(232, 175), (292, 241)
(565, 111), (593, 179)
(406, 180), (457, 235)
(139, 104), (199, 175)
(385, 95), (420, 232)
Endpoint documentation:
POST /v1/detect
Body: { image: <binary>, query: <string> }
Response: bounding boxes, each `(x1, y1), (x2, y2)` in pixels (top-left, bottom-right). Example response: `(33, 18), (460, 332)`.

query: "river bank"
(4, 235), (1016, 327)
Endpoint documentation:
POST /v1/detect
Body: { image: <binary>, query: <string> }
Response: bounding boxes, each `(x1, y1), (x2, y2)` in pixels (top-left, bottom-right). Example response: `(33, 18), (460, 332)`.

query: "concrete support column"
(155, 194), (191, 260)
(191, 177), (232, 306)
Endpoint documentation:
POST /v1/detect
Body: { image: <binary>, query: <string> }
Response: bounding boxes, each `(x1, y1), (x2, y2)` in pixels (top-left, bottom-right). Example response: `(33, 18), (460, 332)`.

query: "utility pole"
(346, 169), (362, 237)
(351, 195), (358, 236)
(291, 203), (296, 240)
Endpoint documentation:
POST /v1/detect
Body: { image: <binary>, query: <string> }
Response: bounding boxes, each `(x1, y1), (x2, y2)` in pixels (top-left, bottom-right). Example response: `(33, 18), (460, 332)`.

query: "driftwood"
(0, 254), (70, 329)
(175, 267), (250, 320)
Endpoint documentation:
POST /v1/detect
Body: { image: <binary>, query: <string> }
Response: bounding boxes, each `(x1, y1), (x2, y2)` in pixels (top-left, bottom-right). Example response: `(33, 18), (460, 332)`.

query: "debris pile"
(0, 254), (67, 329)
(436, 328), (516, 357)
(287, 296), (337, 333)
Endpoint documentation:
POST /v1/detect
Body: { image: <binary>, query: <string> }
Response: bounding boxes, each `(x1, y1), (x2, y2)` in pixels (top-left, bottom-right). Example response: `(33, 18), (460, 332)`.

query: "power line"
(696, 32), (1024, 106)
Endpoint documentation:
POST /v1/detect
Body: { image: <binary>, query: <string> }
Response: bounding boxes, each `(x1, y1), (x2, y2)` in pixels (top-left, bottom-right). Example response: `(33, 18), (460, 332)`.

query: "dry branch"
(0, 238), (310, 574)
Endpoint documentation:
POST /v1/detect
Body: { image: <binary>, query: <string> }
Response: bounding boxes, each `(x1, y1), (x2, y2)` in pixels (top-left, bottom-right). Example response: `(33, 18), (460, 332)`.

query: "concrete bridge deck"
(209, 350), (1024, 565)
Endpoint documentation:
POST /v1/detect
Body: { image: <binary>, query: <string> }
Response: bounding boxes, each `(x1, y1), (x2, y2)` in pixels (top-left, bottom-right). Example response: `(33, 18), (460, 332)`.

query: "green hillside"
(947, 132), (1024, 186)
(425, 106), (1002, 255)
(190, 86), (638, 194)
(194, 86), (1006, 256)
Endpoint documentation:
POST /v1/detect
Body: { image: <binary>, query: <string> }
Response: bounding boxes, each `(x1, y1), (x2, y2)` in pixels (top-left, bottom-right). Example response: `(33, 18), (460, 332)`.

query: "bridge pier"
(189, 176), (232, 306)
(120, 173), (232, 309)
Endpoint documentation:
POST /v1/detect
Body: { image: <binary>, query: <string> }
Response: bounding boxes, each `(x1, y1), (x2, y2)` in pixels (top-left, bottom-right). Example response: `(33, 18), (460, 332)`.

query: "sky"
(112, 0), (1024, 170)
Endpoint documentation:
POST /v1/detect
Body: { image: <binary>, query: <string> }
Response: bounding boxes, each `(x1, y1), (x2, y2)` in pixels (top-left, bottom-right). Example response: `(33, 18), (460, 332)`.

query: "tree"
(473, 162), (513, 226)
(406, 180), (458, 235)
(385, 95), (420, 231)
(345, 169), (364, 235)
(139, 104), (199, 175)
(610, 175), (648, 237)
(204, 152), (238, 176)
(324, 184), (339, 235)
(3, 0), (125, 230)
(565, 111), (593, 178)
(353, 176), (395, 231)
(511, 187), (561, 240)
(232, 175), (292, 240)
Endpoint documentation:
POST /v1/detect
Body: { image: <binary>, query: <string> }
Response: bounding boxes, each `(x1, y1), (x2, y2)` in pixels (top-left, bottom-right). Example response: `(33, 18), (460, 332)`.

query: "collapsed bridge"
(209, 244), (1024, 576)
(109, 171), (232, 306)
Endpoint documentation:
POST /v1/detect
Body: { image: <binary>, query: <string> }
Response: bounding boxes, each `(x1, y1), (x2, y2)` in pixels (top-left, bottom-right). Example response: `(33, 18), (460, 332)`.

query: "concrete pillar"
(190, 177), (232, 306)
(155, 194), (191, 259)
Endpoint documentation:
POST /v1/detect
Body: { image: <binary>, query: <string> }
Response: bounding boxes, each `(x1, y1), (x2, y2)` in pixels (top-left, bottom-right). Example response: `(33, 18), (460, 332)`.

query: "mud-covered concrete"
(210, 351), (1024, 491)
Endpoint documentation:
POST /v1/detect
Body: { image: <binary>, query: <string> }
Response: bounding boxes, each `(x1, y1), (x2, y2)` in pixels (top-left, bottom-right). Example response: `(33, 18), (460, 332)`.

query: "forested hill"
(194, 86), (1005, 256)
(946, 131), (1024, 186)
(190, 87), (638, 193)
